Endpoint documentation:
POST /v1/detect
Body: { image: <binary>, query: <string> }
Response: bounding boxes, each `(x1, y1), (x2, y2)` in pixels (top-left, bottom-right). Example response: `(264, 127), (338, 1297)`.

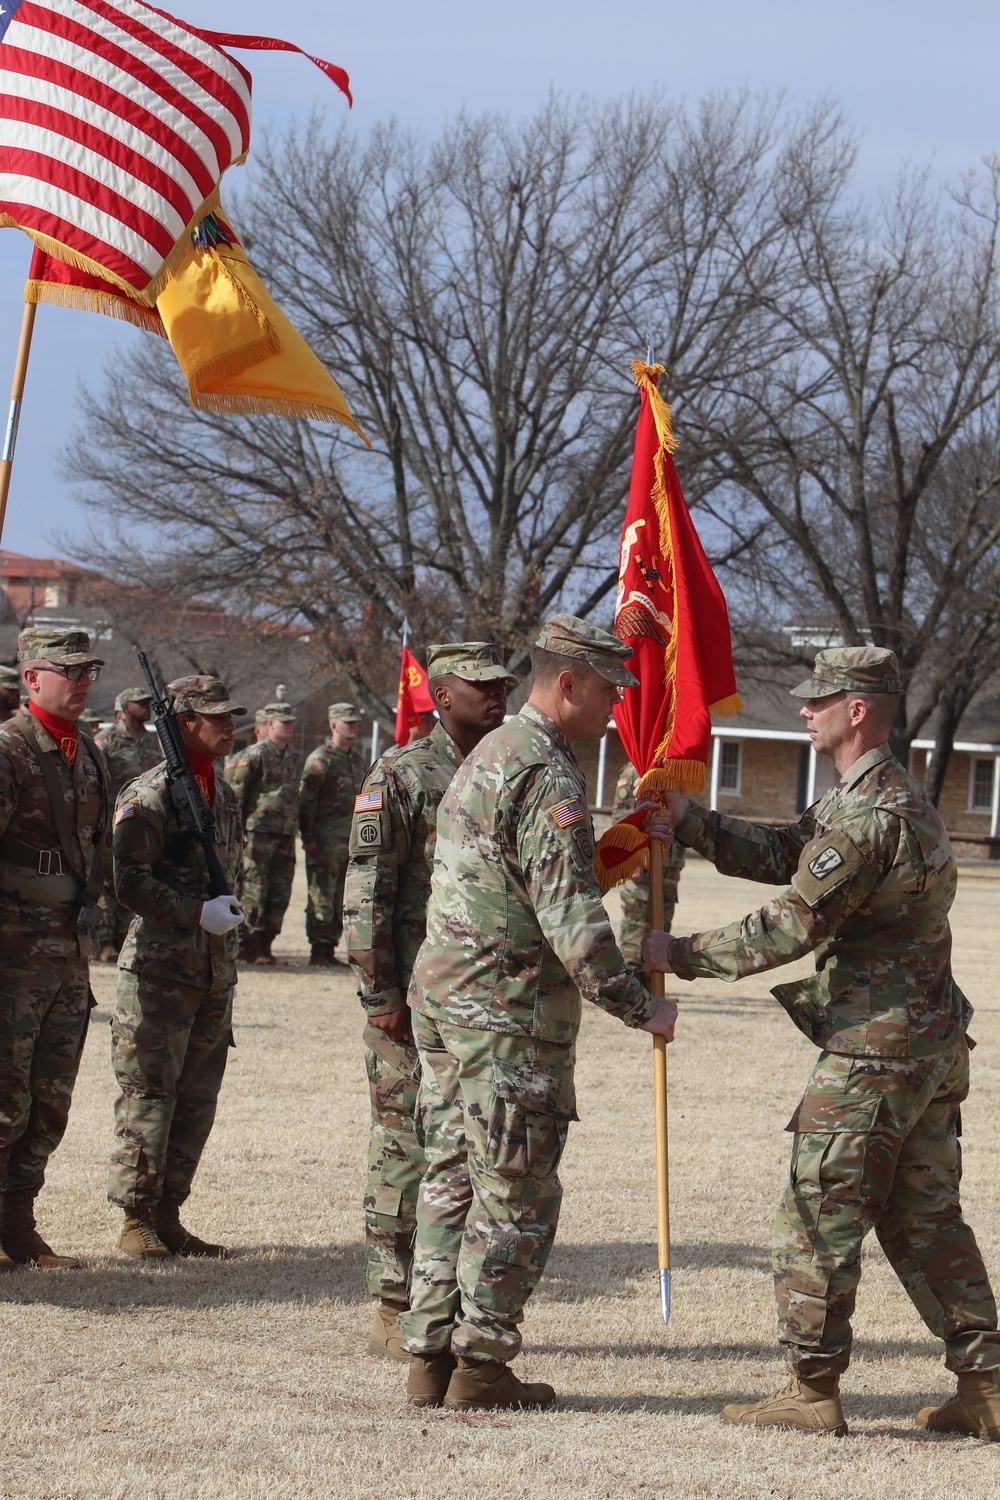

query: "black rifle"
(138, 652), (230, 898)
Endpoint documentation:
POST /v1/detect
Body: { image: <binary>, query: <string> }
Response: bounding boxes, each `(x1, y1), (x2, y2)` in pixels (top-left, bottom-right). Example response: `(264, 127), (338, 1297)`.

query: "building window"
(44, 584), (61, 608)
(969, 757), (997, 813)
(718, 740), (741, 794)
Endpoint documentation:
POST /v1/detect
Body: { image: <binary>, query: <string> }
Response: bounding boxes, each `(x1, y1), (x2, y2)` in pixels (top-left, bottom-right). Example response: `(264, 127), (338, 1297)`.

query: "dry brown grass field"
(2, 856), (999, 1499)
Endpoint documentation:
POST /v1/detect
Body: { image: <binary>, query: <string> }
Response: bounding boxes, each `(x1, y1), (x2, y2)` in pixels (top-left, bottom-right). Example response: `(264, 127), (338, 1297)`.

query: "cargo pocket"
(485, 1060), (578, 1181)
(784, 1092), (890, 1245)
(365, 1026), (420, 1132)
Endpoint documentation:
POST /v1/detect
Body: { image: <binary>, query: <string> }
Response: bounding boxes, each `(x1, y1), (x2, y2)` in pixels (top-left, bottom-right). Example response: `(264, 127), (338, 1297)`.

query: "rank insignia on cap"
(808, 846), (844, 879)
(355, 790), (384, 813)
(115, 803), (135, 824)
(549, 798), (585, 828)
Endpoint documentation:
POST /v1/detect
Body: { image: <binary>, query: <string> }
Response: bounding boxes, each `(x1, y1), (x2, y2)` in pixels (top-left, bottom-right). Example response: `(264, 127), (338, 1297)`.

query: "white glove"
(199, 894), (244, 935)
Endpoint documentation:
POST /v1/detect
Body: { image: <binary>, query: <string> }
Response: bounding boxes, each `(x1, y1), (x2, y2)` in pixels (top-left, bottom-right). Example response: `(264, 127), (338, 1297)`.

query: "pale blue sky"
(2, 0), (999, 553)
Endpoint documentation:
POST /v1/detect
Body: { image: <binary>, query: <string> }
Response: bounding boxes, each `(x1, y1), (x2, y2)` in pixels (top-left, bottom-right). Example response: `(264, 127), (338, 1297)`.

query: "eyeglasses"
(35, 664), (101, 683)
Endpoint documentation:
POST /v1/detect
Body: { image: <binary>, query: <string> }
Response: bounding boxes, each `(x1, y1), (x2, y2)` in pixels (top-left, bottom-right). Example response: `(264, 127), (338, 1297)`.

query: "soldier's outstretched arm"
(515, 771), (657, 1030)
(674, 801), (816, 886)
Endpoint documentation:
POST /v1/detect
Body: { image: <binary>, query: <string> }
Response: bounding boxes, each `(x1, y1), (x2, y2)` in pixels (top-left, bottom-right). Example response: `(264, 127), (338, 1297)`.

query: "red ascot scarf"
(188, 750), (216, 805)
(29, 702), (79, 764)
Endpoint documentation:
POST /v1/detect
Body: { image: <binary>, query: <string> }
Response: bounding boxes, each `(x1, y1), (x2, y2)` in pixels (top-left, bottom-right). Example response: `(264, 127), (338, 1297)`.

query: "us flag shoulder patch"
(355, 790), (384, 813)
(549, 798), (585, 828)
(115, 803), (135, 824)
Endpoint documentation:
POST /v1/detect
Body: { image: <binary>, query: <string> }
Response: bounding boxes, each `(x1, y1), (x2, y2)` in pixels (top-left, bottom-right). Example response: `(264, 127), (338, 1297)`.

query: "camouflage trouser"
(401, 1012), (575, 1363)
(0, 907), (91, 1193)
(94, 841), (130, 956)
(304, 839), (350, 946)
(617, 847), (685, 974)
(240, 832), (296, 939)
(108, 969), (233, 1208)
(774, 1040), (1000, 1377)
(363, 1020), (423, 1304)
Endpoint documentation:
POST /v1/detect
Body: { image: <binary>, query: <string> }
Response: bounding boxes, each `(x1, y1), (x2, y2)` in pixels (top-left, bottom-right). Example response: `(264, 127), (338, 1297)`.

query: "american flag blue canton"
(549, 798), (585, 828)
(0, 3), (28, 45)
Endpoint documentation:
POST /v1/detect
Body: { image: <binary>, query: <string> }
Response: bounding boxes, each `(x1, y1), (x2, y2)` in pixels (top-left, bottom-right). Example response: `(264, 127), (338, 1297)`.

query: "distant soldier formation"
(1, 623), (998, 1437)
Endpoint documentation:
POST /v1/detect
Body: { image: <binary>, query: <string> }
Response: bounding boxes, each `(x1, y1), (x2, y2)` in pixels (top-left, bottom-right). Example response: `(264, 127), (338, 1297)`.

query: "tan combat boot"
(406, 1351), (457, 1408)
(150, 1198), (228, 1258)
(369, 1300), (410, 1361)
(443, 1357), (556, 1411)
(721, 1373), (847, 1436)
(118, 1208), (171, 1259)
(916, 1369), (1000, 1441)
(0, 1189), (81, 1268)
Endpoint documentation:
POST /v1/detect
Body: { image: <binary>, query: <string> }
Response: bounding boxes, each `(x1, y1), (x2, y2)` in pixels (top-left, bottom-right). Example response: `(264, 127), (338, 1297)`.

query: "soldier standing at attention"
(610, 759), (685, 977)
(343, 643), (516, 1360)
(224, 701), (299, 965)
(93, 687), (159, 961)
(0, 628), (109, 1270)
(299, 703), (364, 967)
(401, 615), (677, 1411)
(644, 646), (1000, 1441)
(0, 663), (21, 722)
(110, 676), (245, 1259)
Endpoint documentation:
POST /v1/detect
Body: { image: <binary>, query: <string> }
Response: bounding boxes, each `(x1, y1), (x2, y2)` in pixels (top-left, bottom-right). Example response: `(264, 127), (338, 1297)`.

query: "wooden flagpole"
(0, 299), (38, 548)
(648, 835), (671, 1323)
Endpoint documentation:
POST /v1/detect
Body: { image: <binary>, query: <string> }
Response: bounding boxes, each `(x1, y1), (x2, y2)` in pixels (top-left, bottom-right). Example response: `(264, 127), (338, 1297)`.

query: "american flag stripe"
(0, 0), (253, 298)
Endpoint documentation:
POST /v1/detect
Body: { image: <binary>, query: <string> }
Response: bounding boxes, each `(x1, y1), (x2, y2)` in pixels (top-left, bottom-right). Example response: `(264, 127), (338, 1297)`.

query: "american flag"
(0, 0), (253, 301)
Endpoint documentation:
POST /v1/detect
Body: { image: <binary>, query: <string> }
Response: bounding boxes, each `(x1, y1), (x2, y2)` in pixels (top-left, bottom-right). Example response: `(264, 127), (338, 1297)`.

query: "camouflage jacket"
(612, 761), (685, 874)
(409, 704), (656, 1043)
(114, 764), (243, 991)
(343, 723), (464, 1017)
(0, 709), (109, 932)
(224, 738), (299, 837)
(668, 744), (965, 1058)
(94, 720), (161, 798)
(298, 741), (364, 845)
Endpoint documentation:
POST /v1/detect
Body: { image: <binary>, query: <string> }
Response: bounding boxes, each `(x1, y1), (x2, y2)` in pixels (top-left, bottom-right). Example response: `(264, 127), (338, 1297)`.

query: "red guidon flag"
(595, 361), (741, 890)
(0, 1), (351, 302)
(395, 646), (434, 748)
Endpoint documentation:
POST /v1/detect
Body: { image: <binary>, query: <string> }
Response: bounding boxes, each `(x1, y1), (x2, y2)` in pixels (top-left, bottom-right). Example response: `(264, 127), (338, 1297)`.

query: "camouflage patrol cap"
(115, 687), (152, 712)
(255, 708), (267, 724)
(534, 613), (638, 688)
(790, 646), (901, 699)
(426, 641), (518, 688)
(263, 700), (296, 722)
(168, 675), (247, 716)
(327, 702), (360, 722)
(0, 664), (20, 686)
(16, 626), (104, 668)
(78, 708), (101, 724)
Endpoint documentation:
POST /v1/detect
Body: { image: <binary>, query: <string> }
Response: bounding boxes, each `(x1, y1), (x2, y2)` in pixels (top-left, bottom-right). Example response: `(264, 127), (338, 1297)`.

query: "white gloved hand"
(199, 894), (244, 935)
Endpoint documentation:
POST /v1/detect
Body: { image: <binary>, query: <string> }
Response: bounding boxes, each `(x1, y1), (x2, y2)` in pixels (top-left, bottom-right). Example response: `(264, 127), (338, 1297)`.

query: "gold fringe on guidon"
(23, 279), (165, 336)
(594, 819), (650, 893)
(710, 692), (743, 719)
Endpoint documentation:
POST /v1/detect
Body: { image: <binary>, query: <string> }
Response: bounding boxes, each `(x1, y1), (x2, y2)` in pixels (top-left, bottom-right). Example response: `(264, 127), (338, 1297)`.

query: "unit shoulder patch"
(548, 797), (585, 829)
(808, 846), (844, 880)
(792, 827), (867, 909)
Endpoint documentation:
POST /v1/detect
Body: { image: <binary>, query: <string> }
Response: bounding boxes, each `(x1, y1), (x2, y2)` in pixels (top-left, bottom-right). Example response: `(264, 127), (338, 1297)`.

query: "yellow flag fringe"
(594, 820), (650, 893)
(24, 279), (165, 336)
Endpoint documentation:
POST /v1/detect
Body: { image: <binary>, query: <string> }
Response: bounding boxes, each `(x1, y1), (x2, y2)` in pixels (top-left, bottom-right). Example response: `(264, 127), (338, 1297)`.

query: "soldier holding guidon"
(401, 615), (677, 1411)
(0, 627), (109, 1270)
(299, 702), (365, 967)
(109, 675), (245, 1260)
(644, 646), (1000, 1440)
(93, 686), (160, 961)
(343, 642), (517, 1360)
(225, 700), (299, 964)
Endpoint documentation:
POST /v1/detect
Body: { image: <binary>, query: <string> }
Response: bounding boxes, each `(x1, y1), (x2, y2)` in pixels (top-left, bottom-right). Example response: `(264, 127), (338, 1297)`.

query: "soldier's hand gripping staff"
(109, 672), (245, 1260)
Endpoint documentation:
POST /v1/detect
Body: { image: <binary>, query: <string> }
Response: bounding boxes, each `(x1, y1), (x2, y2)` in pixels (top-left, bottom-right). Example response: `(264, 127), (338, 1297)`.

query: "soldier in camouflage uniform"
(343, 643), (516, 1361)
(0, 627), (109, 1270)
(644, 647), (1000, 1441)
(299, 703), (365, 966)
(93, 687), (160, 961)
(224, 701), (299, 964)
(110, 676), (245, 1259)
(400, 616), (677, 1411)
(610, 760), (685, 974)
(0, 662), (21, 722)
